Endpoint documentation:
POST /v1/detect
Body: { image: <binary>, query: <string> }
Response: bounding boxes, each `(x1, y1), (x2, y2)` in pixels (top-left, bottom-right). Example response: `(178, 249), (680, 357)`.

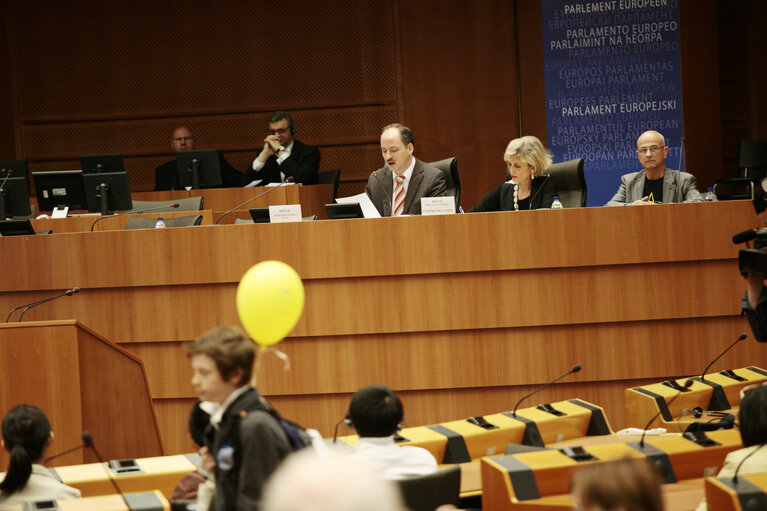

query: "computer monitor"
(33, 171), (87, 212)
(248, 207), (271, 223)
(176, 149), (222, 189)
(325, 202), (364, 219)
(80, 153), (125, 174)
(83, 171), (133, 215)
(0, 177), (32, 219)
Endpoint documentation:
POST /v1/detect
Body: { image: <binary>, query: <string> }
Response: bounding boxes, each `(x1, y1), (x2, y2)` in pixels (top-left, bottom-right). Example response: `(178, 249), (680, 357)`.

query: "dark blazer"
(469, 175), (557, 212)
(154, 153), (242, 191)
(605, 169), (703, 206)
(241, 139), (320, 186)
(365, 158), (447, 216)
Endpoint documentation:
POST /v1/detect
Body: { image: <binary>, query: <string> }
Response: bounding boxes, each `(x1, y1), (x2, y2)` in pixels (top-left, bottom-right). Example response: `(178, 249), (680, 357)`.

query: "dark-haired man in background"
(154, 125), (242, 191)
(241, 111), (320, 186)
(346, 384), (437, 479)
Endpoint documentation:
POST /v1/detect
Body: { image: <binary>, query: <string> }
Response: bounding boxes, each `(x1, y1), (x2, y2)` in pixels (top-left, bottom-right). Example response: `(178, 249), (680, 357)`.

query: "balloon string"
(267, 346), (291, 371)
(251, 348), (262, 387)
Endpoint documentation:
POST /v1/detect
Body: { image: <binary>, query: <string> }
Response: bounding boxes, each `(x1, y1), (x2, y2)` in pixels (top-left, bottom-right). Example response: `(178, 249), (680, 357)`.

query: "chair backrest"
(129, 196), (204, 213)
(317, 169), (341, 200)
(125, 215), (203, 229)
(397, 466), (461, 511)
(547, 158), (586, 208)
(737, 140), (767, 178)
(428, 157), (461, 210)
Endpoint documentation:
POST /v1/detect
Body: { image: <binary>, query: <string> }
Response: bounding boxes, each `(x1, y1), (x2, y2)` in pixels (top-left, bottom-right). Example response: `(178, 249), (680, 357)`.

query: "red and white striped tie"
(393, 174), (405, 216)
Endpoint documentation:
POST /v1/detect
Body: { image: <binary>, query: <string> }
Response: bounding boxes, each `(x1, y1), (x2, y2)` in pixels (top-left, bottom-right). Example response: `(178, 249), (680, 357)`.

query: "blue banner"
(541, 0), (683, 206)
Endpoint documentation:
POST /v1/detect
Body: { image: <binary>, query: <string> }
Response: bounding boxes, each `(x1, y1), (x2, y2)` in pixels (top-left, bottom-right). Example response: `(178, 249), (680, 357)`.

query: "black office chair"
(548, 158), (587, 208)
(397, 466), (461, 511)
(317, 169), (341, 200)
(124, 215), (203, 229)
(713, 140), (767, 200)
(429, 157), (461, 211)
(129, 196), (204, 212)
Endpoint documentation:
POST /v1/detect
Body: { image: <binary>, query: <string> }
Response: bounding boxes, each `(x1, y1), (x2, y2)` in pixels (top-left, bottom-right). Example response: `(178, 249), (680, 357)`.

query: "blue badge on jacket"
(217, 444), (234, 471)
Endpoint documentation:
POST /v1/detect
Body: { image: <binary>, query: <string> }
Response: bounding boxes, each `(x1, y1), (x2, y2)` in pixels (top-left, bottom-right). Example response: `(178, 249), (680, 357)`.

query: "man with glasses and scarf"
(606, 130), (703, 206)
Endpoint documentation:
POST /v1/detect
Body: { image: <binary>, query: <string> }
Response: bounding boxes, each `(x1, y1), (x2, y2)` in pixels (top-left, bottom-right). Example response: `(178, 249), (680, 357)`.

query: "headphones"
(680, 406), (704, 419)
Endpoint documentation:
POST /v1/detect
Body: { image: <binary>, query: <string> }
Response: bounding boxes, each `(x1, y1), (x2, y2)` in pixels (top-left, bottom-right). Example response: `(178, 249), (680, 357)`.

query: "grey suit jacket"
(605, 169), (703, 206)
(365, 158), (447, 216)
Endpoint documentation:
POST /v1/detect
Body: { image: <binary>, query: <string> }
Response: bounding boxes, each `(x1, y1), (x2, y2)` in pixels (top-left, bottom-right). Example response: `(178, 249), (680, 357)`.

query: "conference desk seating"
(0, 454), (200, 498)
(625, 366), (767, 430)
(0, 490), (170, 511)
(706, 472), (767, 510)
(480, 429), (742, 511)
(337, 399), (612, 463)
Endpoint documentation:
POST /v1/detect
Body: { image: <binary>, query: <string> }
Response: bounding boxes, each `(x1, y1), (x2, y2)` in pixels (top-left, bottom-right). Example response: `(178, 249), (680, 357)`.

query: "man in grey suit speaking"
(365, 124), (447, 216)
(605, 130), (703, 206)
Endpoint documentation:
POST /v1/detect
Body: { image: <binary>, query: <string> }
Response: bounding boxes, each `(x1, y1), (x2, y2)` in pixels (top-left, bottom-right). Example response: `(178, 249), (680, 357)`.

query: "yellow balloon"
(236, 261), (305, 347)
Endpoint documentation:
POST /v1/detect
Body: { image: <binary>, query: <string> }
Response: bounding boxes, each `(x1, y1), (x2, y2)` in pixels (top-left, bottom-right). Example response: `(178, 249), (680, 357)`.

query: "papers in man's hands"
(335, 193), (381, 218)
(244, 179), (263, 188)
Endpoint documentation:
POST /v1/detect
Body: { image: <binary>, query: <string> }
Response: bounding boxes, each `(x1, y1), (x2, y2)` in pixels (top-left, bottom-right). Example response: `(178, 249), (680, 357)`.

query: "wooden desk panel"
(0, 201), (759, 454)
(29, 210), (214, 233)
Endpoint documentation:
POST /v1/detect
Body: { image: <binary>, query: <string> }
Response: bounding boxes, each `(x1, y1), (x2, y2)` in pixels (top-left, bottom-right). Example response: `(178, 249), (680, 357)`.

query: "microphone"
(0, 168), (12, 189)
(733, 443), (766, 483)
(639, 378), (693, 448)
(332, 415), (353, 444)
(528, 173), (551, 209)
(215, 177), (293, 224)
(512, 364), (581, 417)
(82, 431), (127, 503)
(0, 169), (12, 220)
(372, 173), (393, 215)
(733, 229), (759, 244)
(677, 137), (685, 173)
(90, 203), (180, 231)
(700, 332), (748, 383)
(43, 437), (88, 464)
(6, 287), (80, 322)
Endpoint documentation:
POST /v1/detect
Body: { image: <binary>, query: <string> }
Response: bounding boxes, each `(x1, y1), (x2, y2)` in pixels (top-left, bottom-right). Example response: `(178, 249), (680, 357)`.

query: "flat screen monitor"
(325, 202), (364, 219)
(33, 171), (87, 212)
(0, 177), (32, 219)
(176, 149), (222, 189)
(80, 153), (125, 174)
(248, 207), (271, 223)
(0, 219), (35, 236)
(83, 171), (133, 215)
(0, 159), (30, 184)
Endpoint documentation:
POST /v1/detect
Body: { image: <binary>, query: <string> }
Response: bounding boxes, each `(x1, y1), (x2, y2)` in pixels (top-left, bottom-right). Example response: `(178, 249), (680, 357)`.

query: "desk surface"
(0, 200), (759, 455)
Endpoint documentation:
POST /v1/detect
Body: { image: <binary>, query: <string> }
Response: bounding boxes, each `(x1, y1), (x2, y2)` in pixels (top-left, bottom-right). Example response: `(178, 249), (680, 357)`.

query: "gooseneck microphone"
(639, 378), (693, 448)
(0, 169), (13, 220)
(6, 287), (80, 322)
(512, 364), (581, 417)
(90, 203), (180, 231)
(700, 332), (748, 383)
(215, 177), (294, 224)
(677, 137), (685, 173)
(43, 437), (89, 464)
(82, 431), (126, 503)
(527, 173), (551, 209)
(372, 173), (393, 214)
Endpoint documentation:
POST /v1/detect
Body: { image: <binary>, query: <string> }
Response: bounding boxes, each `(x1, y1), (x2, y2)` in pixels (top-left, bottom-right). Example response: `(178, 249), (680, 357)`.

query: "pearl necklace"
(512, 173), (534, 211)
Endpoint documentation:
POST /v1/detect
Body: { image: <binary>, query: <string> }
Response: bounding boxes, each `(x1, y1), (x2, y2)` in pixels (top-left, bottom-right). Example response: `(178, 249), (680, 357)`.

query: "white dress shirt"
(351, 435), (438, 480)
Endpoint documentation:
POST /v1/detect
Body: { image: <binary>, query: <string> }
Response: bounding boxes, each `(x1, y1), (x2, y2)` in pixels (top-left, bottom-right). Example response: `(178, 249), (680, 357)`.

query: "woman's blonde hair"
(504, 136), (553, 178)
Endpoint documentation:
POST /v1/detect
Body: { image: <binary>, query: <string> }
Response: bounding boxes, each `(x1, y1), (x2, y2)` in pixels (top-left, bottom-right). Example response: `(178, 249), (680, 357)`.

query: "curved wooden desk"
(0, 201), (759, 454)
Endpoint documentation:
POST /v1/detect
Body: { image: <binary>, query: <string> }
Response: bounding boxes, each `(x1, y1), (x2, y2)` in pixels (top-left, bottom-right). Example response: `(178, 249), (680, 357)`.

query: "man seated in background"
(346, 384), (438, 479)
(365, 123), (447, 216)
(241, 111), (320, 186)
(154, 125), (242, 190)
(605, 130), (702, 206)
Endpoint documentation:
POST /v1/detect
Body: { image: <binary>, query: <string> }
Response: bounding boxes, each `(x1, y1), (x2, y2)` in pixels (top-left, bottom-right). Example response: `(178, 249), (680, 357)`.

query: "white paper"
(421, 196), (456, 215)
(51, 206), (69, 219)
(335, 193), (381, 218)
(268, 204), (302, 223)
(244, 179), (263, 188)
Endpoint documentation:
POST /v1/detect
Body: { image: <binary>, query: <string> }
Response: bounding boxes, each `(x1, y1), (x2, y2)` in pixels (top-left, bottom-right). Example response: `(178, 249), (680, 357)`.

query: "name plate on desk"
(421, 197), (456, 215)
(269, 204), (302, 223)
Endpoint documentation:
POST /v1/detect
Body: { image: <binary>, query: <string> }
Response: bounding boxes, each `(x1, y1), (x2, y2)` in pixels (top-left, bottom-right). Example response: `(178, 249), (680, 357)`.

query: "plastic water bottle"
(154, 217), (166, 228)
(551, 196), (564, 209)
(704, 187), (717, 202)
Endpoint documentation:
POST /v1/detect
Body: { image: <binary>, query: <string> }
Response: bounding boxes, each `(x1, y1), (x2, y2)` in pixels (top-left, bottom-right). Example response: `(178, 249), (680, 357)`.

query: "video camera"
(734, 197), (767, 275)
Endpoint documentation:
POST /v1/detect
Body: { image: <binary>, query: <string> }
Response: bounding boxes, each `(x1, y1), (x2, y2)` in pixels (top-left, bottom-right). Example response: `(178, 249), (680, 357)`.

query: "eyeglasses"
(267, 128), (290, 135)
(637, 145), (664, 154)
(172, 137), (193, 142)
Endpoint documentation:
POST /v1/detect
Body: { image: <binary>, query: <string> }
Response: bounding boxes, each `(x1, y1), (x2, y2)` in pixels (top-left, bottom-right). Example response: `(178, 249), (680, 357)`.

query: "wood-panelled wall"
(1, 1), (762, 207)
